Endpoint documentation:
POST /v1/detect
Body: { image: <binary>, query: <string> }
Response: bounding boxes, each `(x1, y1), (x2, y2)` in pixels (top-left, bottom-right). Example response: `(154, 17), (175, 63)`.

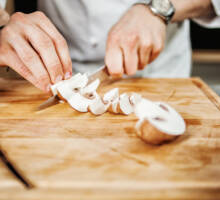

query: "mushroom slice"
(50, 81), (63, 96)
(108, 97), (120, 114)
(129, 93), (142, 106)
(103, 88), (119, 104)
(68, 73), (88, 90)
(57, 82), (73, 101)
(67, 92), (95, 113)
(134, 99), (186, 145)
(89, 96), (109, 115)
(118, 93), (134, 115)
(80, 79), (100, 96)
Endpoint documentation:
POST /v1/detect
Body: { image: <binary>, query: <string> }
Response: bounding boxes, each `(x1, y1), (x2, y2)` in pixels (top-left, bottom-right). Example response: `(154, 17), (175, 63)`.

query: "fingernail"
(47, 84), (51, 92)
(65, 72), (71, 79)
(55, 75), (62, 83)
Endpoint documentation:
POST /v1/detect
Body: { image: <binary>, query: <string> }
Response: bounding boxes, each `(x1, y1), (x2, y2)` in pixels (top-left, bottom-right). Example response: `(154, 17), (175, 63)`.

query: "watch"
(136, 0), (175, 24)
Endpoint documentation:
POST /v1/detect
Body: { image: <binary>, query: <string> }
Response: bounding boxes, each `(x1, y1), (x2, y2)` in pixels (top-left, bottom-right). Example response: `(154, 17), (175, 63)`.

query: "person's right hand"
(0, 11), (72, 92)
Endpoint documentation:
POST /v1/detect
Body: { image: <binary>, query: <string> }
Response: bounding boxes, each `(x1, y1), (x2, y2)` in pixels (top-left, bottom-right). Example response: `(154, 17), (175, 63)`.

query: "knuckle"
(124, 33), (138, 49)
(57, 36), (67, 48)
(23, 53), (35, 64)
(11, 12), (26, 22)
(38, 36), (53, 49)
(142, 40), (152, 49)
(33, 11), (46, 18)
(108, 31), (120, 43)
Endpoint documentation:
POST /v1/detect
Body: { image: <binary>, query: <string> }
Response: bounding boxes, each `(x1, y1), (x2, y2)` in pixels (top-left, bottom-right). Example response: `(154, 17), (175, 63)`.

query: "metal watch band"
(134, 0), (175, 24)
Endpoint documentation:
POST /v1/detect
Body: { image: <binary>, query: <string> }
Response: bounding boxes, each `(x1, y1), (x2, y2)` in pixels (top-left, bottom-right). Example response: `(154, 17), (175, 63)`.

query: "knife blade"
(87, 65), (109, 84)
(37, 65), (109, 111)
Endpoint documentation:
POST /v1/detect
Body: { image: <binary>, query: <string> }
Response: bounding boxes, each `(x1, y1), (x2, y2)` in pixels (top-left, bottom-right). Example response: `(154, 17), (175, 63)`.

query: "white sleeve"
(193, 0), (220, 28)
(0, 0), (6, 9)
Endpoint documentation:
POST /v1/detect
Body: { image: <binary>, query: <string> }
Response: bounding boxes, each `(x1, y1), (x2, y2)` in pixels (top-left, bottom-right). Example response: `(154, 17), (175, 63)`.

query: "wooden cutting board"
(0, 77), (220, 200)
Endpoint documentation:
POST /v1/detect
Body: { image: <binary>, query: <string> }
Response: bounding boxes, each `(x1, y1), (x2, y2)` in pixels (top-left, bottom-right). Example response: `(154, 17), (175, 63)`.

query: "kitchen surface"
(1, 0), (220, 200)
(1, 77), (220, 200)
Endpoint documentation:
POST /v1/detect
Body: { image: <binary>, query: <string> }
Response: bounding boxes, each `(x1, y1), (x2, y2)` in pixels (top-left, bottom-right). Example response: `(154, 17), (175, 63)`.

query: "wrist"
(133, 0), (176, 24)
(132, 4), (167, 25)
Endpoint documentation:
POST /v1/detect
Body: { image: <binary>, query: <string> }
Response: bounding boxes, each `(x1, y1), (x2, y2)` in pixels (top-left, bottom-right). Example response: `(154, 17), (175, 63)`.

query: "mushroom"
(129, 93), (142, 106)
(118, 93), (134, 115)
(103, 88), (119, 104)
(68, 73), (88, 90)
(68, 92), (99, 113)
(50, 81), (63, 96)
(89, 96), (109, 115)
(108, 97), (120, 114)
(55, 73), (90, 102)
(102, 88), (120, 114)
(134, 99), (185, 145)
(80, 79), (100, 96)
(57, 82), (73, 101)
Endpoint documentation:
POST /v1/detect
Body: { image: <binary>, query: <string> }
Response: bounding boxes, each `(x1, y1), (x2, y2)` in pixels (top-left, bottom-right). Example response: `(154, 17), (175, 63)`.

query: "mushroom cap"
(136, 118), (177, 145)
(135, 99), (185, 136)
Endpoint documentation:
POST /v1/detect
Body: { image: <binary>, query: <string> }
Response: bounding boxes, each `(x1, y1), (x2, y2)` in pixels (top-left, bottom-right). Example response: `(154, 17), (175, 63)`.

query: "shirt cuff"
(212, 0), (220, 16)
(193, 0), (220, 28)
(0, 0), (6, 9)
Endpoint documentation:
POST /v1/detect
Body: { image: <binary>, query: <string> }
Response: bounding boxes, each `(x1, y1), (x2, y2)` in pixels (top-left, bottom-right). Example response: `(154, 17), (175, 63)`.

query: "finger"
(0, 46), (45, 91)
(24, 23), (64, 84)
(138, 43), (152, 70)
(105, 46), (124, 77)
(0, 7), (10, 26)
(29, 11), (72, 79)
(149, 36), (164, 63)
(7, 34), (51, 92)
(122, 46), (138, 75)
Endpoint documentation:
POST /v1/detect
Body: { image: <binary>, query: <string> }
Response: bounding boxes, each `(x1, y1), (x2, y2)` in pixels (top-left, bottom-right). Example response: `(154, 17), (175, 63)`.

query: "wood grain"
(0, 77), (220, 199)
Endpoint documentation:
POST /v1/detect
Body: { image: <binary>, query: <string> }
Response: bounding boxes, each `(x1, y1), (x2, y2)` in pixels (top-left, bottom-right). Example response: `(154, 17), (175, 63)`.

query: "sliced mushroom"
(68, 73), (88, 90)
(108, 97), (120, 114)
(67, 92), (98, 113)
(55, 73), (90, 102)
(57, 82), (73, 101)
(89, 96), (109, 115)
(50, 81), (63, 96)
(134, 99), (186, 145)
(129, 93), (142, 106)
(103, 88), (119, 104)
(80, 79), (100, 96)
(118, 93), (134, 115)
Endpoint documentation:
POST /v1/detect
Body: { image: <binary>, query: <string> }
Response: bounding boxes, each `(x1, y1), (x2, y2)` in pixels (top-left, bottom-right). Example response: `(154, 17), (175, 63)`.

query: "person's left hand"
(105, 4), (166, 77)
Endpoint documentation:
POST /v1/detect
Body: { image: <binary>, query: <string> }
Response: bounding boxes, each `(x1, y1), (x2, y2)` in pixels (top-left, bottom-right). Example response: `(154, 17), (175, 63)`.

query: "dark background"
(14, 0), (220, 50)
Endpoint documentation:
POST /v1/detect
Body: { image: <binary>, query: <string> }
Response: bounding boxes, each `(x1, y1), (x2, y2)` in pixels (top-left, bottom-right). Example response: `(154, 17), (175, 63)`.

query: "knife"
(37, 65), (109, 111)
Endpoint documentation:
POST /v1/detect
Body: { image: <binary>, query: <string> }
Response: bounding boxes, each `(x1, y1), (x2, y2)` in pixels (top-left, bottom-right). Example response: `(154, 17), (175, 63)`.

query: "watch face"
(152, 0), (172, 16)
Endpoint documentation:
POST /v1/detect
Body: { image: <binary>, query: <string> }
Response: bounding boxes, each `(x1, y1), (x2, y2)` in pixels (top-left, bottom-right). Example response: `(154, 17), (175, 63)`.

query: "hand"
(105, 4), (166, 77)
(0, 11), (72, 92)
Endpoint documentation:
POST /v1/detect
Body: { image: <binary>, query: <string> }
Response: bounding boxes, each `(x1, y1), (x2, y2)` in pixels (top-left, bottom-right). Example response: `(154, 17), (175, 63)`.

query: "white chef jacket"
(3, 0), (220, 78)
